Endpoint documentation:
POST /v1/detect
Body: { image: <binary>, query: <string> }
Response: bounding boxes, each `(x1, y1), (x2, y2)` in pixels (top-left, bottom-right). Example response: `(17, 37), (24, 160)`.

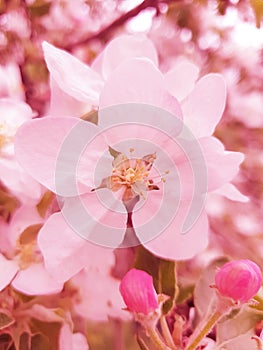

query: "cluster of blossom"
(0, 1), (263, 349)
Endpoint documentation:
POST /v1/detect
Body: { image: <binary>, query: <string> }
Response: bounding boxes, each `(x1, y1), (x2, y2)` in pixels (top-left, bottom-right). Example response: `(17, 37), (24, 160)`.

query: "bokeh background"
(0, 0), (263, 349)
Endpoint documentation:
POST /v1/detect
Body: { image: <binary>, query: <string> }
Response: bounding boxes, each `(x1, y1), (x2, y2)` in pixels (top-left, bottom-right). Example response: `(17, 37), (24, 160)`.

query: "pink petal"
(212, 183), (249, 202)
(99, 58), (182, 118)
(38, 212), (117, 282)
(199, 137), (244, 191)
(72, 333), (89, 350)
(182, 74), (226, 137)
(98, 103), (183, 148)
(164, 60), (199, 101)
(12, 262), (63, 295)
(48, 78), (87, 117)
(215, 259), (262, 303)
(0, 254), (18, 291)
(42, 41), (103, 103)
(137, 201), (209, 260)
(28, 304), (65, 323)
(61, 191), (127, 248)
(0, 98), (33, 124)
(59, 324), (89, 350)
(72, 268), (129, 322)
(0, 63), (25, 100)
(7, 204), (43, 252)
(131, 146), (206, 247)
(15, 117), (107, 195)
(100, 34), (158, 79)
(0, 221), (10, 255)
(0, 158), (42, 203)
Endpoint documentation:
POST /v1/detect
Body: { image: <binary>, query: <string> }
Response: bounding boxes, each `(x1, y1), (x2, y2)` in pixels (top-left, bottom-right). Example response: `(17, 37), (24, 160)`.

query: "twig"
(65, 0), (182, 50)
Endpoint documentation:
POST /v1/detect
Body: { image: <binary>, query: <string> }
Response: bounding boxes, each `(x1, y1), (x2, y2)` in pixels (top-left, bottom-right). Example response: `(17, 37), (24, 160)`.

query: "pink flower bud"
(215, 259), (262, 303)
(119, 268), (158, 315)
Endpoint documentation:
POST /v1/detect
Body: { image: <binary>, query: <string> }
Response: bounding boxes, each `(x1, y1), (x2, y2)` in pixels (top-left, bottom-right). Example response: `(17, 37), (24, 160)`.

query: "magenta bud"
(119, 268), (158, 315)
(215, 259), (262, 303)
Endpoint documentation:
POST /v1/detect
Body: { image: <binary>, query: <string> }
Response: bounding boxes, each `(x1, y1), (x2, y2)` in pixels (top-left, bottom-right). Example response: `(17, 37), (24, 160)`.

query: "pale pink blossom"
(14, 34), (245, 265)
(37, 211), (130, 321)
(0, 204), (63, 295)
(215, 259), (262, 303)
(0, 98), (42, 203)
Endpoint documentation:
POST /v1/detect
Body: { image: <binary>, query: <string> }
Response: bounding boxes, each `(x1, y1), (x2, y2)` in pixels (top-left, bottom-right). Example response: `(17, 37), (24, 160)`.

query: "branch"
(66, 0), (181, 50)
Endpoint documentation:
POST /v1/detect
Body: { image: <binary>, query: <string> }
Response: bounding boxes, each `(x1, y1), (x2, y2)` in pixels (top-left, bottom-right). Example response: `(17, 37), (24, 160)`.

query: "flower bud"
(119, 268), (158, 315)
(215, 259), (262, 303)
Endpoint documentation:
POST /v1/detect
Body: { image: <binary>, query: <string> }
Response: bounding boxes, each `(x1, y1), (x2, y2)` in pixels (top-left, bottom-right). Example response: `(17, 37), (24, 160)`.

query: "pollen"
(93, 150), (169, 202)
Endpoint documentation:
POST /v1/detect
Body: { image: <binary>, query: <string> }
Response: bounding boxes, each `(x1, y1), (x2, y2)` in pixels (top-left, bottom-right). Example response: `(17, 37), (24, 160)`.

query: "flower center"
(93, 149), (168, 202)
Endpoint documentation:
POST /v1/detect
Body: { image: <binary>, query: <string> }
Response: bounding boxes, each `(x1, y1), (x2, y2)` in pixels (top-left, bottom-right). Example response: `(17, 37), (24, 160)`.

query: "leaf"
(194, 257), (229, 318)
(86, 321), (116, 350)
(216, 306), (261, 349)
(0, 311), (15, 330)
(86, 320), (140, 350)
(176, 284), (195, 305)
(217, 329), (259, 350)
(134, 246), (178, 314)
(31, 333), (53, 350)
(30, 320), (61, 350)
(159, 259), (178, 314)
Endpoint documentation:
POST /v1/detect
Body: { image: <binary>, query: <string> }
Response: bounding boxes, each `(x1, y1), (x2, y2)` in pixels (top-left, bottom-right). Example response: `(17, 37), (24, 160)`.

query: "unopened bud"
(119, 268), (158, 315)
(215, 259), (262, 303)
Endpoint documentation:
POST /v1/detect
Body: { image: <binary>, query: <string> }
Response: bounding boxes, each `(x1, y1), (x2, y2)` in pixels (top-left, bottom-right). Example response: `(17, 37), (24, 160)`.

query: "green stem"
(160, 316), (177, 349)
(185, 310), (222, 350)
(146, 327), (172, 350)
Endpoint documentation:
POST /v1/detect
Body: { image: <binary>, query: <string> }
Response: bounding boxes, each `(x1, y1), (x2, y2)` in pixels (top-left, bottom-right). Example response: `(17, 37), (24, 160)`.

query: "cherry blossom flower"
(0, 98), (42, 203)
(14, 34), (245, 278)
(0, 204), (63, 295)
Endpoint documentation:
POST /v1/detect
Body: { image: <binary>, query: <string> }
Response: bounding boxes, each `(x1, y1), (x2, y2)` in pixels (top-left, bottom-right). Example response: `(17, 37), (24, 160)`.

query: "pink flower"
(14, 34), (245, 271)
(215, 259), (262, 303)
(0, 98), (42, 203)
(0, 204), (63, 295)
(35, 211), (130, 320)
(119, 269), (158, 315)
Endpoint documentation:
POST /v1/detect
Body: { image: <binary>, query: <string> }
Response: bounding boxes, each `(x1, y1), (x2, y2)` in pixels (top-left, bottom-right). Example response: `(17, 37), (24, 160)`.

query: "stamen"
(96, 150), (168, 201)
